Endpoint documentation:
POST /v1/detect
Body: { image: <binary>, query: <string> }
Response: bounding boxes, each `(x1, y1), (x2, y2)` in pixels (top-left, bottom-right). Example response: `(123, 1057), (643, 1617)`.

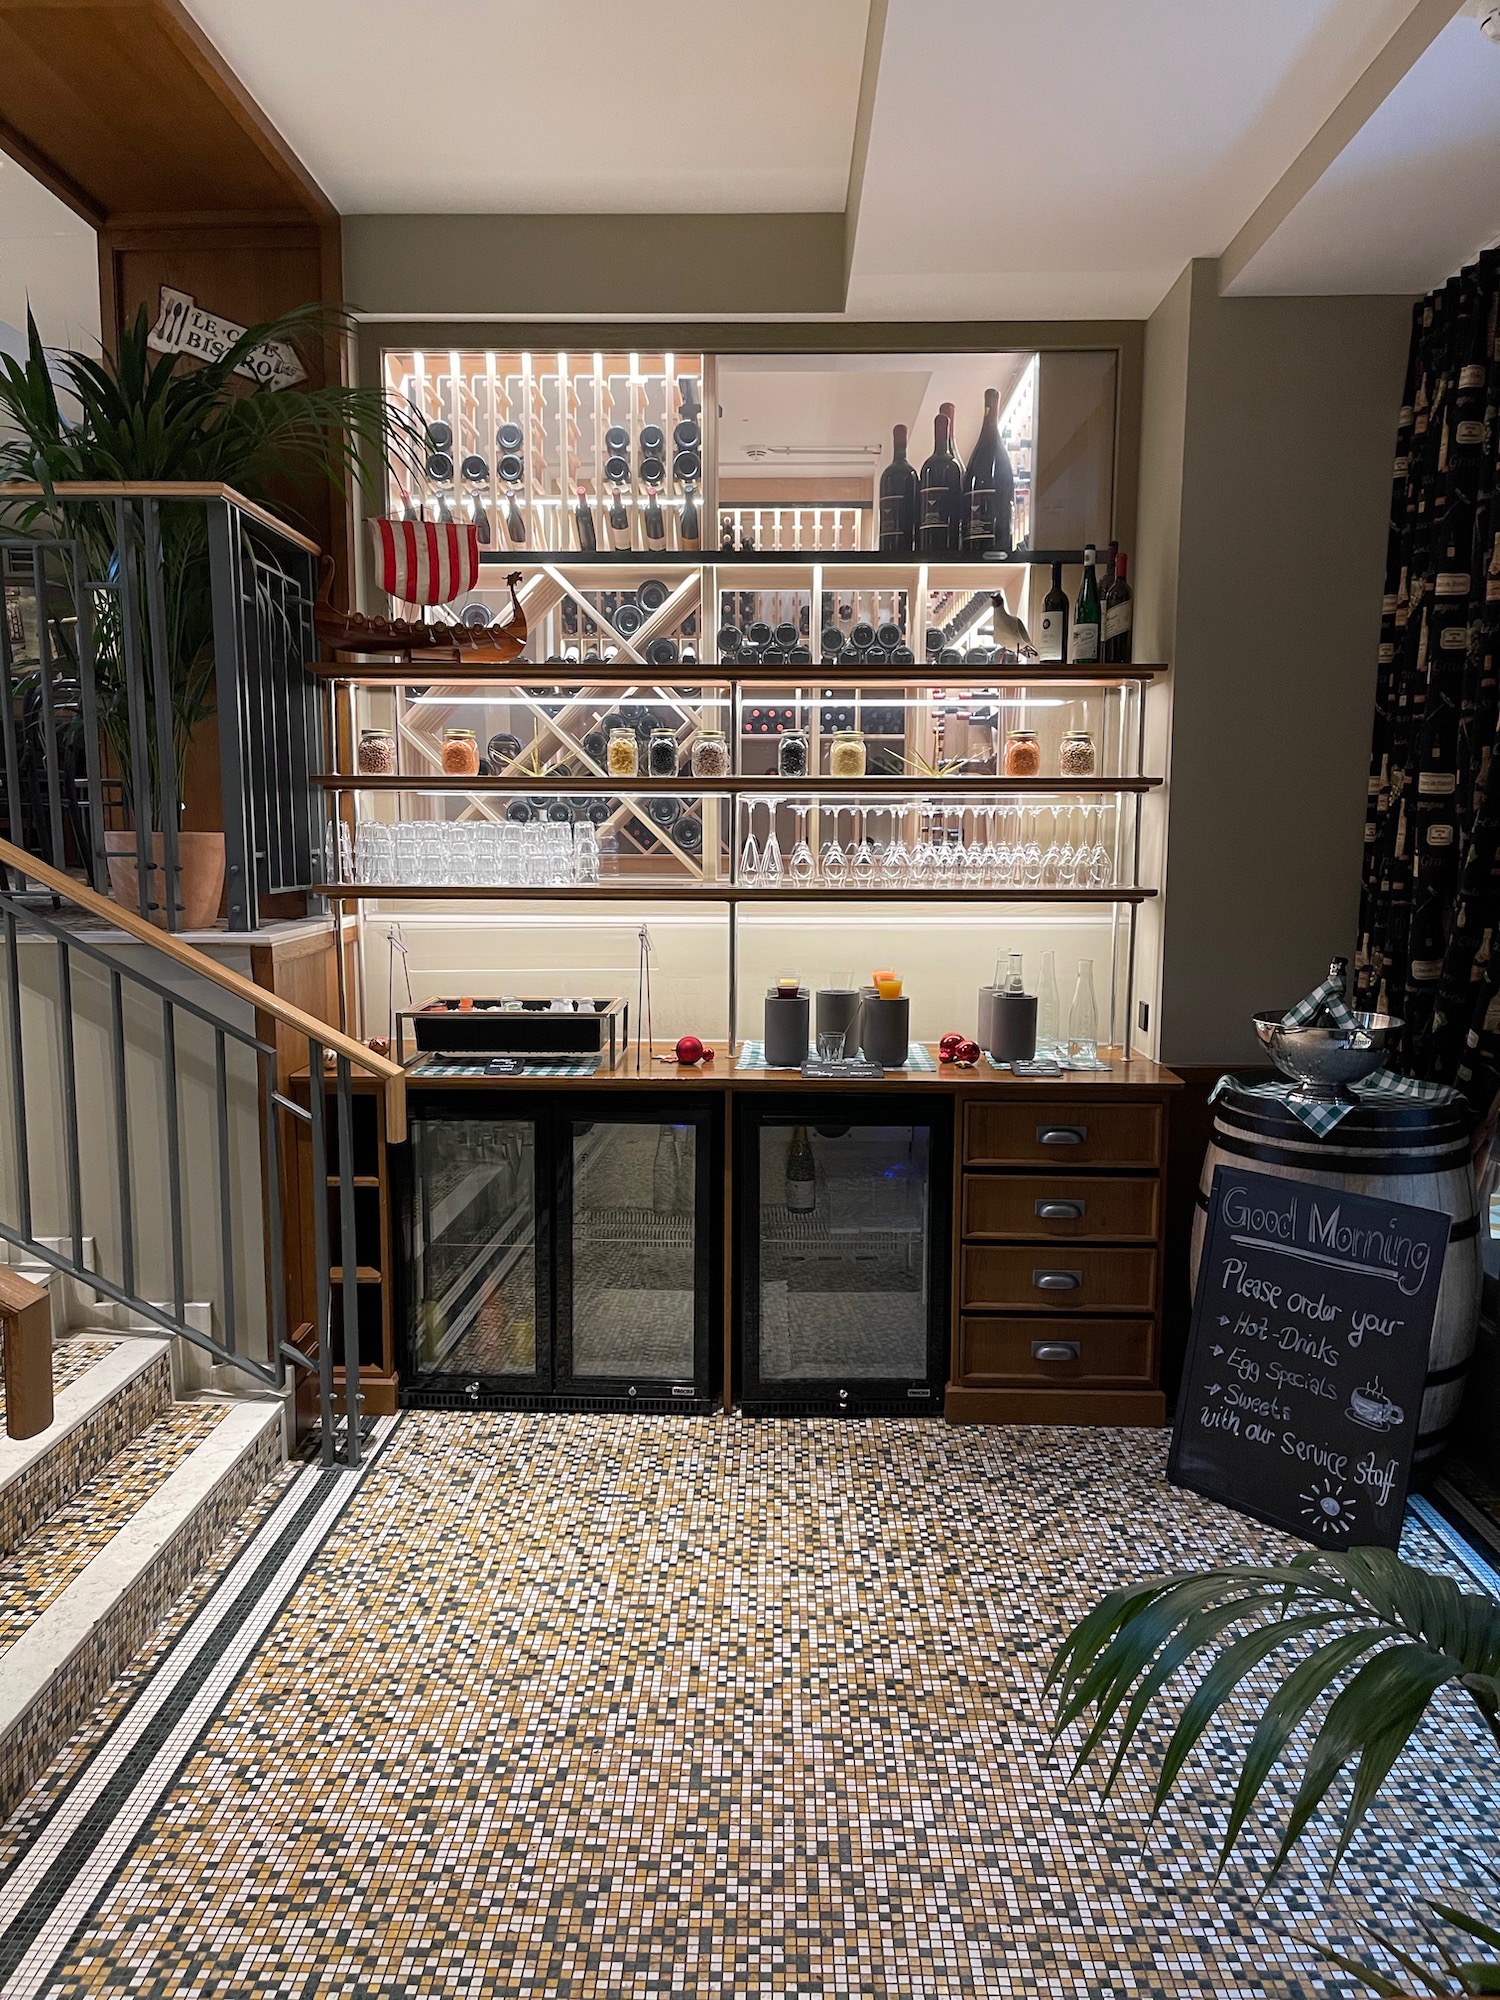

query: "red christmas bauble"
(675, 1034), (706, 1066)
(953, 1037), (981, 1067)
(939, 1031), (965, 1057)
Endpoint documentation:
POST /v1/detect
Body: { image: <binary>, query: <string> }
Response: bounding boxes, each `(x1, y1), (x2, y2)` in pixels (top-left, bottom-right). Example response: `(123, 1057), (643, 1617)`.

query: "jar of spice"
(648, 727), (679, 778)
(442, 728), (480, 777)
(1059, 730), (1097, 777)
(1003, 730), (1041, 778)
(777, 729), (809, 778)
(607, 727), (639, 777)
(829, 728), (867, 778)
(690, 729), (730, 778)
(357, 728), (396, 776)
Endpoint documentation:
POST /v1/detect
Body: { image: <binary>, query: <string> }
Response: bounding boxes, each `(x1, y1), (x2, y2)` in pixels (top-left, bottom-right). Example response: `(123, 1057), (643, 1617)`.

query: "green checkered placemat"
(1210, 1067), (1460, 1136)
(412, 1055), (603, 1079)
(736, 1039), (938, 1072)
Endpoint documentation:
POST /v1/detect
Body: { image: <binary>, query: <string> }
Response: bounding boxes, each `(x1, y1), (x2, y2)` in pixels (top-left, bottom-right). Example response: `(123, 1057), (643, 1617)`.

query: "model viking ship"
(316, 518), (525, 661)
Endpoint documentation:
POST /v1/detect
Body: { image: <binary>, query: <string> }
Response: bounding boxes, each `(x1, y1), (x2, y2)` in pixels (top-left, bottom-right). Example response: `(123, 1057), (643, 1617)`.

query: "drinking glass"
(738, 800), (761, 888)
(881, 806), (909, 887)
(911, 810), (937, 888)
(760, 800), (784, 888)
(498, 823), (523, 886)
(521, 822), (547, 886)
(851, 808), (876, 888)
(1090, 802), (1113, 887)
(1041, 807), (1063, 889)
(450, 822), (478, 886)
(789, 804), (816, 886)
(980, 806), (1004, 887)
(573, 822), (600, 885)
(816, 1029), (845, 1063)
(1021, 808), (1043, 888)
(821, 806), (848, 888)
(418, 822), (449, 886)
(394, 821), (420, 885)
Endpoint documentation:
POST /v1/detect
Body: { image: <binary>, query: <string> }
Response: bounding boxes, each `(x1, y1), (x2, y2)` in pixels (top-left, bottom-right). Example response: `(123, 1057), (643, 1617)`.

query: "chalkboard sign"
(1169, 1164), (1449, 1548)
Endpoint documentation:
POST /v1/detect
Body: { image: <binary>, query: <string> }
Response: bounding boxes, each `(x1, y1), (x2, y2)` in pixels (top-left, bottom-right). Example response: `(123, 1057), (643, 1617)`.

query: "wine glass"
(881, 806), (909, 886)
(851, 808), (876, 888)
(961, 808), (986, 887)
(980, 806), (1004, 887)
(1021, 808), (1043, 888)
(821, 806), (848, 889)
(738, 796), (761, 888)
(760, 799), (784, 888)
(789, 803), (816, 887)
(1090, 801), (1114, 887)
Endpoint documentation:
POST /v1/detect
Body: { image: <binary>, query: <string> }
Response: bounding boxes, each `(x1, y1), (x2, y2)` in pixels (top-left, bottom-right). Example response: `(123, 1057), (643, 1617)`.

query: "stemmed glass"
(1041, 806), (1063, 889)
(881, 806), (909, 887)
(1021, 808), (1043, 888)
(789, 803), (816, 887)
(760, 799), (784, 888)
(961, 809), (986, 887)
(1090, 801), (1113, 887)
(738, 799), (760, 889)
(910, 809), (935, 888)
(821, 806), (848, 889)
(851, 808), (876, 888)
(979, 807), (1004, 887)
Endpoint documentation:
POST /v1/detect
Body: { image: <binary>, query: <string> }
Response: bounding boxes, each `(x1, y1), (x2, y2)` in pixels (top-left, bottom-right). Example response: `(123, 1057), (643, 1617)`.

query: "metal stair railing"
(0, 836), (405, 1469)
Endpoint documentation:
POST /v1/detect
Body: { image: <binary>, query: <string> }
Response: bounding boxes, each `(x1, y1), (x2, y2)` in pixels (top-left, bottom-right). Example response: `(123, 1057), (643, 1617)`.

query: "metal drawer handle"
(1038, 1125), (1086, 1145)
(1036, 1199), (1085, 1219)
(1032, 1340), (1081, 1362)
(1033, 1268), (1083, 1291)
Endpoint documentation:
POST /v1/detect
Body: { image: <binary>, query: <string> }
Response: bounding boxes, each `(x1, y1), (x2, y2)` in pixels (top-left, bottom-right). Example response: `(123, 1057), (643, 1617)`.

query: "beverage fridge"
(735, 1095), (951, 1416)
(399, 1093), (721, 1411)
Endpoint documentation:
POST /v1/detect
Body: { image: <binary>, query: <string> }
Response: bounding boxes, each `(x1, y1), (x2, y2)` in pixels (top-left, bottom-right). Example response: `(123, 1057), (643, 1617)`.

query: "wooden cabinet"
(947, 1071), (1177, 1428)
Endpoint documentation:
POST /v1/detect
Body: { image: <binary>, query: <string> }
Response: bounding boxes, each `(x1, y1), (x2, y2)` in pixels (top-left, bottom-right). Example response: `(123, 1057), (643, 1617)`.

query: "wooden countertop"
(382, 1043), (1182, 1093)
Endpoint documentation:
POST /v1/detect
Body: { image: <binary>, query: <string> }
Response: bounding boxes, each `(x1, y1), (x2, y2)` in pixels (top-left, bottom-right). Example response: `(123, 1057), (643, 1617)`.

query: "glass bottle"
(1067, 958), (1099, 1067)
(1037, 949), (1061, 1058)
(784, 1126), (816, 1214)
(1071, 544), (1101, 663)
(878, 424), (920, 554)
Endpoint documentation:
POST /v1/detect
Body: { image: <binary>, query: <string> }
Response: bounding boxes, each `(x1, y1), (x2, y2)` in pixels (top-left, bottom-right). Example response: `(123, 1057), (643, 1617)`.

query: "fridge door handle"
(1032, 1268), (1082, 1291)
(1037, 1125), (1086, 1145)
(1036, 1199), (1085, 1220)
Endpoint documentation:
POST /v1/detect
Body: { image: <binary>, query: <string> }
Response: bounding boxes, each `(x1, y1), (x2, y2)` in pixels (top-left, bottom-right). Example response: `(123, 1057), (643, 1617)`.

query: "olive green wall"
(1140, 258), (1412, 1069)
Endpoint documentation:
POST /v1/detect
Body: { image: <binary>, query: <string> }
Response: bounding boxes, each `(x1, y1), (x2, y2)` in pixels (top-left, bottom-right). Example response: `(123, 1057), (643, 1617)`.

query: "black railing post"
(0, 561), (24, 865)
(142, 500), (182, 932)
(2, 906), (32, 1240)
(115, 499), (156, 922)
(29, 547), (67, 872)
(207, 501), (256, 931)
(160, 997), (187, 1320)
(260, 1045), (289, 1386)
(108, 967), (136, 1297)
(54, 939), (83, 1266)
(307, 1039), (335, 1467)
(73, 560), (108, 895)
(335, 1054), (362, 1470)
(213, 1027), (237, 1358)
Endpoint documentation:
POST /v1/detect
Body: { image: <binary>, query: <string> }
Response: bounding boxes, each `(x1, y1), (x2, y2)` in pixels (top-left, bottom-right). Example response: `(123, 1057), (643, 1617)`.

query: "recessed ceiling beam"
(843, 0), (890, 305)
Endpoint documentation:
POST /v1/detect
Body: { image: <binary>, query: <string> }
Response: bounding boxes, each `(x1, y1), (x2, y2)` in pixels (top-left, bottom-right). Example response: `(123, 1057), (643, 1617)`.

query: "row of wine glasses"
(737, 804), (1116, 890)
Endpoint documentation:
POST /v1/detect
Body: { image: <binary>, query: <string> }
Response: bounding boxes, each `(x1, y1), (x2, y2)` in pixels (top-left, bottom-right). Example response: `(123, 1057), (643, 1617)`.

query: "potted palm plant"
(0, 302), (409, 926)
(1048, 1545), (1500, 1990)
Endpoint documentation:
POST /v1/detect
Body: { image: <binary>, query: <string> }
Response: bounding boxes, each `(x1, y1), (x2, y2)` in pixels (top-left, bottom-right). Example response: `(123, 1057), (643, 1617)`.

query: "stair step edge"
(0, 1399), (282, 1739)
(0, 1339), (172, 1496)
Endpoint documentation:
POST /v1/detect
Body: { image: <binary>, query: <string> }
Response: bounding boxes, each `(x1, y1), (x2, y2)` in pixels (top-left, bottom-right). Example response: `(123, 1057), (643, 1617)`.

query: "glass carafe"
(1067, 957), (1099, 1067)
(1036, 949), (1061, 1058)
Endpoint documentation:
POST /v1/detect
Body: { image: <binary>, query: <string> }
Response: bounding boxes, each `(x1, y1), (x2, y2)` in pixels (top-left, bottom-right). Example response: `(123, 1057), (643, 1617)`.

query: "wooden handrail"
(0, 480), (320, 556)
(0, 839), (404, 1130)
(0, 1266), (53, 1440)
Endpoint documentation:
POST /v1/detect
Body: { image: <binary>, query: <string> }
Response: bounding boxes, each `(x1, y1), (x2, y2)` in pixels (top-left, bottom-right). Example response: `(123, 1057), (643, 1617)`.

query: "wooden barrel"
(1190, 1087), (1480, 1463)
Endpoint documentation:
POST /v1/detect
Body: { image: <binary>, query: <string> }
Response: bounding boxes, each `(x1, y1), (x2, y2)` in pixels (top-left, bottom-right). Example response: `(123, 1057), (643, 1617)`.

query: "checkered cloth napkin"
(1210, 1067), (1459, 1136)
(1280, 972), (1360, 1031)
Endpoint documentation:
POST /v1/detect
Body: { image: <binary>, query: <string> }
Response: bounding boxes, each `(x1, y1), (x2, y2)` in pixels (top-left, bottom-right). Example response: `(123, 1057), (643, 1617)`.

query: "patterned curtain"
(1356, 247), (1500, 1113)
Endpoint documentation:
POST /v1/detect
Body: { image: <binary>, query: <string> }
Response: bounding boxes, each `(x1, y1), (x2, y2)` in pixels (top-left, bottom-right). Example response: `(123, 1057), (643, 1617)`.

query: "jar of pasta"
(607, 727), (639, 777)
(1059, 730), (1097, 777)
(690, 729), (730, 778)
(442, 728), (480, 777)
(357, 728), (396, 776)
(829, 728), (867, 778)
(1003, 730), (1041, 777)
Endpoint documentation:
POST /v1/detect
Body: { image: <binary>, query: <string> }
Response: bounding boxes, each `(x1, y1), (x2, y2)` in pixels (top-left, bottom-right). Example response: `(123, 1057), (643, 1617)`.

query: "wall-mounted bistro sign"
(145, 287), (306, 390)
(1170, 1165), (1448, 1549)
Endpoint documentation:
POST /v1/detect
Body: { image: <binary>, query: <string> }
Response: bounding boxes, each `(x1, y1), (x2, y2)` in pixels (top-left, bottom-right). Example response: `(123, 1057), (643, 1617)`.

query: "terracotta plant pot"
(104, 830), (226, 931)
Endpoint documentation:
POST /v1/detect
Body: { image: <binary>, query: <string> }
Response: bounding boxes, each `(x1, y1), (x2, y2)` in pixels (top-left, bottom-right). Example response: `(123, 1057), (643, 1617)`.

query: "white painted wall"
(0, 155), (99, 362)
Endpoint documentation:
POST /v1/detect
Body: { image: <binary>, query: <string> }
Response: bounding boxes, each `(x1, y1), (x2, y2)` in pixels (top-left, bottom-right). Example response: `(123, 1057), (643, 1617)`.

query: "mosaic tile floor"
(6, 1417), (1499, 1997)
(0, 1402), (223, 1650)
(0, 1337), (119, 1426)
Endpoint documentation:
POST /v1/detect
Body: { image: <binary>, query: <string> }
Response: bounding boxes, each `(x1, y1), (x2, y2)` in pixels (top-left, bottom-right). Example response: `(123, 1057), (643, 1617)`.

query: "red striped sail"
(369, 519), (480, 607)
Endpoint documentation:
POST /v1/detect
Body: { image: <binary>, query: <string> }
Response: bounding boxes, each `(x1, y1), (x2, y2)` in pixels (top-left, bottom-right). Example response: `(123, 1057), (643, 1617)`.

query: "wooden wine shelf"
(311, 660), (1162, 687)
(315, 884), (1157, 904)
(313, 775), (1163, 795)
(477, 549), (1090, 568)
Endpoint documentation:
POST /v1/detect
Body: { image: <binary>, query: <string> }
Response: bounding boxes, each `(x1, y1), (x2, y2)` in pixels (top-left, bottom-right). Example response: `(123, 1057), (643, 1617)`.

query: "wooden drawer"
(963, 1099), (1163, 1169)
(962, 1174), (1160, 1242)
(961, 1244), (1158, 1313)
(958, 1316), (1155, 1386)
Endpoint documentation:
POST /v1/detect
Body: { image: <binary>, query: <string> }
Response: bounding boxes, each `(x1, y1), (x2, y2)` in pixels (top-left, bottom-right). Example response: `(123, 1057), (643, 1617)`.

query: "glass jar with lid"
(442, 728), (480, 777)
(607, 727), (639, 777)
(829, 728), (867, 778)
(1059, 730), (1097, 777)
(690, 729), (730, 778)
(357, 727), (396, 776)
(777, 728), (809, 778)
(1003, 730), (1041, 778)
(647, 727), (679, 778)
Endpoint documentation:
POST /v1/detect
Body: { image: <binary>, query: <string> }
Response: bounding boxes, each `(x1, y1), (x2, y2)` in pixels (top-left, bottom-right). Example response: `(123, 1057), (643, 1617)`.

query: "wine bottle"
(573, 485), (598, 554)
(1037, 561), (1068, 661)
(607, 486), (631, 552)
(680, 482), (702, 550)
(471, 496), (491, 544)
(784, 1126), (816, 1213)
(643, 486), (666, 553)
(505, 494), (527, 544)
(1070, 543), (1101, 662)
(918, 405), (963, 552)
(1102, 552), (1133, 663)
(878, 423), (920, 554)
(960, 388), (1016, 556)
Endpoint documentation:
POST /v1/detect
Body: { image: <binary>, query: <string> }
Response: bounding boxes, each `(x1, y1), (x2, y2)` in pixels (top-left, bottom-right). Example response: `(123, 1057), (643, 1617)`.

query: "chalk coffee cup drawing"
(1346, 1381), (1404, 1431)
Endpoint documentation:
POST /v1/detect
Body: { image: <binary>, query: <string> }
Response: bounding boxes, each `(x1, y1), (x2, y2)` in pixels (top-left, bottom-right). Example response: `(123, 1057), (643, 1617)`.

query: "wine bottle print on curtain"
(1356, 245), (1500, 1105)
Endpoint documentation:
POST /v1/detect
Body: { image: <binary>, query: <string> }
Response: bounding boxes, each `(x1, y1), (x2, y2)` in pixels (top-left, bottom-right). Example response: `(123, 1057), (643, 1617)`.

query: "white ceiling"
(180, 0), (871, 213)
(175, 0), (1500, 313)
(1224, 11), (1500, 295)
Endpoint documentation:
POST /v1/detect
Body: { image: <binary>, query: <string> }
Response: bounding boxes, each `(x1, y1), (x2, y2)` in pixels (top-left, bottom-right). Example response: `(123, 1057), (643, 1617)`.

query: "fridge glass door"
(409, 1115), (542, 1382)
(757, 1122), (932, 1382)
(565, 1118), (700, 1384)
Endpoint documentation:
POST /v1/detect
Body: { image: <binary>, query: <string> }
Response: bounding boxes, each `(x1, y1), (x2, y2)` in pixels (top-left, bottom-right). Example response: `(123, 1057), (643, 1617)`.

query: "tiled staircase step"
(0, 1340), (172, 1557)
(0, 1397), (282, 1821)
(0, 1402), (226, 1653)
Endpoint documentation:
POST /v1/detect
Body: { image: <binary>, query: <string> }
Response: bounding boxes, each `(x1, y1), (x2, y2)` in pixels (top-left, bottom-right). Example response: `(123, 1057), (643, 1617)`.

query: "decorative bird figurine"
(990, 589), (1035, 663)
